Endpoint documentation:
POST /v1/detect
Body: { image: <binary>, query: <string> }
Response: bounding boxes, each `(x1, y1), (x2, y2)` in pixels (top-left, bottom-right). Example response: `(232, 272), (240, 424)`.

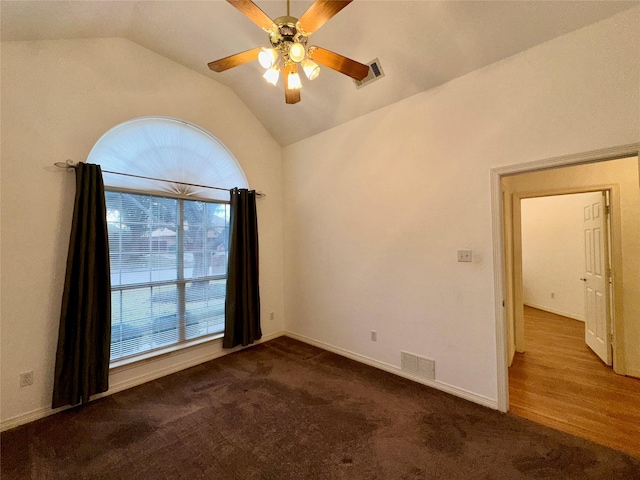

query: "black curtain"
(52, 163), (111, 409)
(223, 188), (261, 348)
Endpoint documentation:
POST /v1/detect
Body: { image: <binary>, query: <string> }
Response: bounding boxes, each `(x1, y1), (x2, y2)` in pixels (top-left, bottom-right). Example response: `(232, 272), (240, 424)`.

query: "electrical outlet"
(457, 250), (472, 262)
(551, 293), (555, 299)
(269, 312), (274, 321)
(371, 331), (377, 342)
(20, 371), (34, 387)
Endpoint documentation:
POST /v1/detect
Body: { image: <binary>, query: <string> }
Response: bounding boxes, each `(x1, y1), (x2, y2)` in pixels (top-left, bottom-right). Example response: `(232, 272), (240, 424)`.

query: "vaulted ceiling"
(2, 1), (636, 146)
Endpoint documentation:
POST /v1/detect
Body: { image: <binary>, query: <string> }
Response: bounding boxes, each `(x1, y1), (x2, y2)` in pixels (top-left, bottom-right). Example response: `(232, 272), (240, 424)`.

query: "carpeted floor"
(2, 337), (639, 479)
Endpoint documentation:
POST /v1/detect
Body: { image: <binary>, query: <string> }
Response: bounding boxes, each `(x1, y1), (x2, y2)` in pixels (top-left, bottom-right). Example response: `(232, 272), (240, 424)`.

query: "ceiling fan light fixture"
(263, 65), (280, 86)
(208, 0), (369, 104)
(287, 71), (302, 90)
(258, 48), (278, 69)
(289, 42), (306, 63)
(301, 59), (320, 80)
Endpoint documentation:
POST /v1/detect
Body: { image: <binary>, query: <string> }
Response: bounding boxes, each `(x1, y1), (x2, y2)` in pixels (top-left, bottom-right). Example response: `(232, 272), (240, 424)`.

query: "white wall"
(0, 38), (285, 427)
(521, 192), (602, 321)
(282, 8), (640, 404)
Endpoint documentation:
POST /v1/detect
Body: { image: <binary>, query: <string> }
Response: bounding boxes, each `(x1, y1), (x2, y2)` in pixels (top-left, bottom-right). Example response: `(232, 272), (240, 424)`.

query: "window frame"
(106, 187), (230, 366)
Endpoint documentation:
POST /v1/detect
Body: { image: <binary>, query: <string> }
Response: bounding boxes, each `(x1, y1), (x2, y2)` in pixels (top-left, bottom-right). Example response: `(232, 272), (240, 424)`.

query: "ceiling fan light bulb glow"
(302, 59), (320, 80)
(287, 71), (302, 90)
(263, 66), (280, 86)
(289, 43), (306, 63)
(258, 48), (278, 69)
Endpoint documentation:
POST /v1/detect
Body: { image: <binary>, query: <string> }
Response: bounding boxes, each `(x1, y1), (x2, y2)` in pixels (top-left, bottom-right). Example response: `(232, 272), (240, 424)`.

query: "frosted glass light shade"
(263, 65), (280, 86)
(302, 59), (320, 80)
(289, 43), (306, 63)
(258, 48), (278, 69)
(287, 71), (302, 89)
(87, 117), (248, 201)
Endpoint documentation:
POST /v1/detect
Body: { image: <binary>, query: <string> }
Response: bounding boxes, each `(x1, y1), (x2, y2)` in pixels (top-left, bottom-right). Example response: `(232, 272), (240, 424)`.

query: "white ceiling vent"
(353, 58), (385, 89)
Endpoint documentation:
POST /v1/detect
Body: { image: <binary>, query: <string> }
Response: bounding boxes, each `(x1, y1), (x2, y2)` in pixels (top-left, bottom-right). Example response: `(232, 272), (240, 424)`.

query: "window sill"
(109, 332), (224, 372)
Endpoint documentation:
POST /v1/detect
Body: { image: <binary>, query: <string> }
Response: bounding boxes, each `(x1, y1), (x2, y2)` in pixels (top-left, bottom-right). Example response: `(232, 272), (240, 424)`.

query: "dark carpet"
(2, 337), (639, 479)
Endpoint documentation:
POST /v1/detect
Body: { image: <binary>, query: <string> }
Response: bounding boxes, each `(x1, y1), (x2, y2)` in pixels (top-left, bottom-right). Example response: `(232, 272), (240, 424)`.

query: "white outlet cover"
(457, 250), (472, 262)
(20, 371), (34, 387)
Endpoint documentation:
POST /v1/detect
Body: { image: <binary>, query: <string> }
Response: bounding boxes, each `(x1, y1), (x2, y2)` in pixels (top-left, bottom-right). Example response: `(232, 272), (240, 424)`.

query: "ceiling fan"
(208, 0), (370, 104)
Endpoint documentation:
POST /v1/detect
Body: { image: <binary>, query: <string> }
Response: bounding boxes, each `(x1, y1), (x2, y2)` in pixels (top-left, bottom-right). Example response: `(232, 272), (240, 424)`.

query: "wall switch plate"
(457, 250), (472, 262)
(269, 312), (274, 320)
(370, 331), (377, 341)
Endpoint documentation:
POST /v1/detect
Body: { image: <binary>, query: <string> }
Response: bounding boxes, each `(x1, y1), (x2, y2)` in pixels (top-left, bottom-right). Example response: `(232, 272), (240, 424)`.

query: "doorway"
(501, 168), (629, 376)
(519, 191), (613, 367)
(491, 146), (640, 455)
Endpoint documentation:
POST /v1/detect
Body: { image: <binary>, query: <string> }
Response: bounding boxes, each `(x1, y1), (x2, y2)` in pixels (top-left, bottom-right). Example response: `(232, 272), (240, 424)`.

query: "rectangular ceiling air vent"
(353, 58), (385, 89)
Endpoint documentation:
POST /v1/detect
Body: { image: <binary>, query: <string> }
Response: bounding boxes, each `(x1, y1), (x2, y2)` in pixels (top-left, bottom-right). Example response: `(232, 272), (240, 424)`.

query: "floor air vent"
(401, 351), (435, 380)
(353, 58), (385, 89)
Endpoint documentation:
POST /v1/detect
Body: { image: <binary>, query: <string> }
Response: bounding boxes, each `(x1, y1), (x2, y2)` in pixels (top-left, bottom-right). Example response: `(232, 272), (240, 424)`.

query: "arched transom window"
(88, 117), (247, 363)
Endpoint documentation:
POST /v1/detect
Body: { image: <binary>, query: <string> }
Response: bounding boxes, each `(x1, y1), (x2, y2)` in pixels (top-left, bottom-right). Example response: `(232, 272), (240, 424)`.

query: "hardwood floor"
(509, 306), (640, 458)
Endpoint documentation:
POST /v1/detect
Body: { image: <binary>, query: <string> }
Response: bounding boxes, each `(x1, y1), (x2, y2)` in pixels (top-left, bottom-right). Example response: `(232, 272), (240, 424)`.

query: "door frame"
(490, 142), (640, 412)
(512, 188), (614, 361)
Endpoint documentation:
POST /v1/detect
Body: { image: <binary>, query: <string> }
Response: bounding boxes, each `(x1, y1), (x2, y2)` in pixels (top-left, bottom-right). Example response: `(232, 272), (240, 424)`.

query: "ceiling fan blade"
(208, 47), (262, 72)
(285, 86), (301, 104)
(227, 0), (276, 32)
(298, 0), (352, 35)
(284, 64), (301, 104)
(308, 47), (369, 81)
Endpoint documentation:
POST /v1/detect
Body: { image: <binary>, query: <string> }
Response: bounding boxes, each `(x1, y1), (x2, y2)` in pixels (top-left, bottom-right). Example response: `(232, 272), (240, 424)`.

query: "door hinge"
(605, 205), (610, 215)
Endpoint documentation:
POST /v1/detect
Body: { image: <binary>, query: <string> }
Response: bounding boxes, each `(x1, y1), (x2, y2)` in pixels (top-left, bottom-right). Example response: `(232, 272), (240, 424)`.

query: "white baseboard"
(625, 368), (640, 379)
(0, 330), (285, 432)
(284, 331), (498, 410)
(2, 329), (500, 430)
(0, 405), (71, 433)
(524, 302), (585, 322)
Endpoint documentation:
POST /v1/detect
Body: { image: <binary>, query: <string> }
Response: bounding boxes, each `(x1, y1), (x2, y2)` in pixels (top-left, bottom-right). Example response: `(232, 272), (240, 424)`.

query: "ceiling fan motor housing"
(270, 16), (308, 62)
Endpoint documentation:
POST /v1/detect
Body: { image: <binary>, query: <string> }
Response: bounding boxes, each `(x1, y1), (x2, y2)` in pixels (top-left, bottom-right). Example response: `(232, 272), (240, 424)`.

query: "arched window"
(88, 117), (248, 363)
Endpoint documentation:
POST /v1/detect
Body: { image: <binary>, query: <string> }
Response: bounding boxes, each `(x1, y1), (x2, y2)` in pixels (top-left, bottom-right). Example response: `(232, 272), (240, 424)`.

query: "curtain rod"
(54, 160), (265, 197)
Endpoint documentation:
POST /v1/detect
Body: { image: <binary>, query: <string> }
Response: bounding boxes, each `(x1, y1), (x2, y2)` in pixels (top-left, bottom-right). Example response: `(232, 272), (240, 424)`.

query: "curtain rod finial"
(54, 160), (77, 171)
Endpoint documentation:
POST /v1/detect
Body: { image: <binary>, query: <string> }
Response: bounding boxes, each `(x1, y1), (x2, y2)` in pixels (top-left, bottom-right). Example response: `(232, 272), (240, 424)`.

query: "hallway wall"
(521, 192), (602, 320)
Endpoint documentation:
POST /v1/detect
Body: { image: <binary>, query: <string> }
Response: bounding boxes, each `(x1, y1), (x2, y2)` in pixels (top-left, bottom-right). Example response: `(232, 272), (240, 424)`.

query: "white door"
(582, 192), (612, 365)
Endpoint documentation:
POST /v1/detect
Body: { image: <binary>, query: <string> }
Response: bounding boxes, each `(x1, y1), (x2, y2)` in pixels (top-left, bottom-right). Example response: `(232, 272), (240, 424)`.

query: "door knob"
(580, 278), (587, 282)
